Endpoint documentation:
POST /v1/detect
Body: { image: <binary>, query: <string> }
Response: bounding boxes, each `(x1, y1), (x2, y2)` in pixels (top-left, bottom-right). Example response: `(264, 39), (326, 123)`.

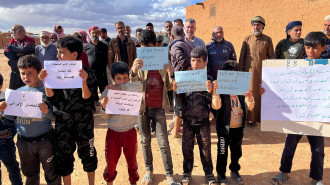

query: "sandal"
(270, 172), (289, 185)
(205, 174), (218, 185)
(141, 173), (153, 185)
(181, 174), (191, 185)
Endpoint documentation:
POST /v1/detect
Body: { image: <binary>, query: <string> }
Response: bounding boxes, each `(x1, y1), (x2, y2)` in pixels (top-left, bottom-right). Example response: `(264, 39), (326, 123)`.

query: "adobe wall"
(186, 0), (329, 58)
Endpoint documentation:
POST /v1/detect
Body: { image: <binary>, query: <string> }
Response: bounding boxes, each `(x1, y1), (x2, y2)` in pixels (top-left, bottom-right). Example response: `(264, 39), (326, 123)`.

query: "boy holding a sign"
(38, 36), (98, 185)
(0, 73), (23, 185)
(100, 61), (142, 185)
(173, 47), (221, 185)
(270, 32), (328, 185)
(0, 55), (60, 184)
(215, 60), (254, 185)
(131, 30), (179, 185)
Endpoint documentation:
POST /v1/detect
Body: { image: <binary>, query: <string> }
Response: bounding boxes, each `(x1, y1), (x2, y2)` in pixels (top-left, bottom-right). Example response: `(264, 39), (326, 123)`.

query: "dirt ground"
(0, 50), (329, 185)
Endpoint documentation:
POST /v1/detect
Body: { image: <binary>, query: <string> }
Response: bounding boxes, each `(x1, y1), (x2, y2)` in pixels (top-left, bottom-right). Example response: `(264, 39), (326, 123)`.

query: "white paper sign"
(105, 90), (143, 116)
(262, 65), (330, 122)
(4, 89), (43, 118)
(44, 60), (82, 89)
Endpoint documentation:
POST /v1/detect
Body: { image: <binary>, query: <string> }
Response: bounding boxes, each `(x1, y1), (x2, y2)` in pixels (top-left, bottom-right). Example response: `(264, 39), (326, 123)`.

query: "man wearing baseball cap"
(84, 26), (109, 94)
(238, 16), (275, 126)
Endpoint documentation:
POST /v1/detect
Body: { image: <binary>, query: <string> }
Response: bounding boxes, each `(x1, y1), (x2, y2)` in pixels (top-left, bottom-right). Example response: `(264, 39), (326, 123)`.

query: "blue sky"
(0, 0), (201, 37)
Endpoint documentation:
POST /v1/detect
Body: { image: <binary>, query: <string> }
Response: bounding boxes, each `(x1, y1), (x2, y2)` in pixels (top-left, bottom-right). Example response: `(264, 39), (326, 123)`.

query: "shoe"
(311, 179), (324, 185)
(231, 171), (243, 185)
(217, 174), (227, 185)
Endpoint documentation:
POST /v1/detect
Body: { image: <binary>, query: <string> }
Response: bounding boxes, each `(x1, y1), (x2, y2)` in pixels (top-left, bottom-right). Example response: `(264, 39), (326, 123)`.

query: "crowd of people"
(0, 14), (329, 185)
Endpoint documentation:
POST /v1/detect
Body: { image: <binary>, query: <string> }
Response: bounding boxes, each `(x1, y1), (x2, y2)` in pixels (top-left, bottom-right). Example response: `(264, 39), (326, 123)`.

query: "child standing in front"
(38, 36), (98, 185)
(173, 47), (221, 185)
(0, 73), (23, 185)
(130, 30), (179, 185)
(270, 32), (328, 185)
(215, 60), (254, 185)
(0, 55), (60, 185)
(100, 61), (142, 185)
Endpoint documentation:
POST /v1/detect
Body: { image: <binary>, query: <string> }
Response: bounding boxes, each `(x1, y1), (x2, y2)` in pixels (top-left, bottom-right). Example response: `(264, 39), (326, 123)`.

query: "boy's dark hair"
(100, 28), (107, 33)
(222, 60), (238, 71)
(304, 32), (327, 47)
(139, 30), (156, 46)
(17, 55), (42, 72)
(190, 47), (208, 61)
(111, 61), (129, 78)
(0, 74), (3, 86)
(57, 36), (83, 59)
(146, 22), (154, 27)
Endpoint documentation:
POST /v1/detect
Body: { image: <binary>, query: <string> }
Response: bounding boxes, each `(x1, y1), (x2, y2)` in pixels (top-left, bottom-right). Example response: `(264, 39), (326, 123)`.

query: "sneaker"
(311, 179), (324, 185)
(218, 174), (227, 185)
(231, 171), (243, 185)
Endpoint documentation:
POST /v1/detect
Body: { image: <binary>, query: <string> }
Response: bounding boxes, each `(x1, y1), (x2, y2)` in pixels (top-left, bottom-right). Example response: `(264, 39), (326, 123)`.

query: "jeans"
(280, 134), (324, 181)
(0, 140), (23, 185)
(138, 107), (174, 176)
(216, 127), (244, 176)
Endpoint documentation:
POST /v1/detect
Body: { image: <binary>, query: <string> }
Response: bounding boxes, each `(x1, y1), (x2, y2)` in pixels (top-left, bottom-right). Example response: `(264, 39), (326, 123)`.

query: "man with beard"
(84, 26), (109, 94)
(125, 25), (137, 44)
(4, 24), (35, 89)
(100, 28), (111, 46)
(238, 16), (275, 126)
(163, 21), (173, 46)
(108, 21), (136, 83)
(321, 15), (330, 58)
(35, 31), (58, 68)
(207, 26), (236, 79)
(206, 26), (236, 124)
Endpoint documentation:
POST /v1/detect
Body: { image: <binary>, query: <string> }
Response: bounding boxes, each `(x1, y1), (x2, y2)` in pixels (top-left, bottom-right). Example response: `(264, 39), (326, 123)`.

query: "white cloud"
(158, 0), (190, 7)
(0, 0), (188, 37)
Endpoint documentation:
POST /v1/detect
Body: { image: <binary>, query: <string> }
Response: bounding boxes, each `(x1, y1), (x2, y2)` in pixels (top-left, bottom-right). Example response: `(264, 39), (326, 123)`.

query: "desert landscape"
(0, 49), (329, 185)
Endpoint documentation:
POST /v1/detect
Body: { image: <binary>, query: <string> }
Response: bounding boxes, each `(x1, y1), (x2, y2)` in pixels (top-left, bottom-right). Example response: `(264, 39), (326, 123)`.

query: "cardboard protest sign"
(175, 69), (207, 94)
(4, 89), (43, 118)
(216, 70), (252, 95)
(261, 59), (330, 137)
(137, 47), (169, 70)
(44, 60), (82, 89)
(105, 90), (143, 116)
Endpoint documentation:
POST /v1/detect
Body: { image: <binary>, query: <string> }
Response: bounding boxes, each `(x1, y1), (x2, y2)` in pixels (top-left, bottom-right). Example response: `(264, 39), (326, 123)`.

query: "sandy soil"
(1, 50), (329, 185)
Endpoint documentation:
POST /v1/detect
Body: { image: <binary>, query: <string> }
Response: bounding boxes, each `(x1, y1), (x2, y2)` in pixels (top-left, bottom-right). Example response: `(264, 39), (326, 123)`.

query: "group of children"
(0, 30), (328, 185)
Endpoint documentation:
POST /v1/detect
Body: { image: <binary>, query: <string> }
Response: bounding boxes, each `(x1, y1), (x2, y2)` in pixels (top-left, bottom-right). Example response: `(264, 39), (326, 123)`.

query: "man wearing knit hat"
(238, 16), (275, 126)
(35, 31), (58, 68)
(275, 21), (305, 59)
(321, 15), (330, 58)
(84, 26), (109, 94)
